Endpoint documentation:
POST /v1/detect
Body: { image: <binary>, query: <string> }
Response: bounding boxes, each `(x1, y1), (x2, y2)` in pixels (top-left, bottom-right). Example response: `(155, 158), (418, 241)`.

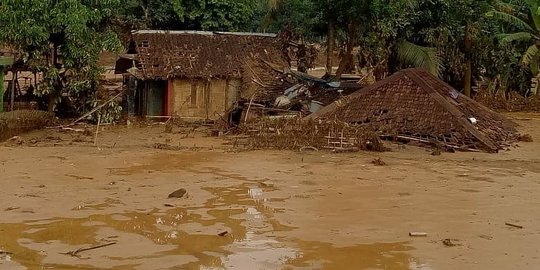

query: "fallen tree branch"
(61, 241), (117, 258)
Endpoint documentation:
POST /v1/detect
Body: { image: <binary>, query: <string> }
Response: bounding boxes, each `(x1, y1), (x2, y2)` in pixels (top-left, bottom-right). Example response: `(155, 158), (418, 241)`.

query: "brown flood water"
(11, 117), (540, 269)
(0, 181), (421, 270)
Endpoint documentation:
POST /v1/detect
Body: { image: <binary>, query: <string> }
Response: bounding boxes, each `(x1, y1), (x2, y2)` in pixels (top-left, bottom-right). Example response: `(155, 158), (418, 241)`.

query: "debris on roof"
(306, 68), (518, 152)
(241, 58), (295, 103)
(257, 60), (363, 112)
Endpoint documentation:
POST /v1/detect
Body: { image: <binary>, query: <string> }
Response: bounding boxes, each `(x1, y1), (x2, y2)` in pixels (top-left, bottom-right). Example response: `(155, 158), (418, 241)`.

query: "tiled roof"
(131, 31), (286, 80)
(307, 68), (518, 152)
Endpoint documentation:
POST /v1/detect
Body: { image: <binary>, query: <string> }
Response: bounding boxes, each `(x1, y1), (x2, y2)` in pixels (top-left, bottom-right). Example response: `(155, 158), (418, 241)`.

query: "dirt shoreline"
(1, 113), (540, 270)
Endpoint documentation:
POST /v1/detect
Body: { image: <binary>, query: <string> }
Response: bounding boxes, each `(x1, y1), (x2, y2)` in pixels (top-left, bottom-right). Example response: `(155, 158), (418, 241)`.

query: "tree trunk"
(464, 22), (473, 97)
(326, 19), (335, 76)
(48, 43), (59, 113)
(336, 22), (357, 79)
(48, 93), (55, 113)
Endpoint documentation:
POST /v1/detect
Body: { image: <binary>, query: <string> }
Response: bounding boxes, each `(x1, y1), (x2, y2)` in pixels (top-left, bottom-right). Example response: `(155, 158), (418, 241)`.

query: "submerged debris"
(505, 222), (523, 229)
(153, 143), (186, 151)
(431, 148), (442, 156)
(259, 181), (275, 188)
(61, 241), (117, 258)
(168, 188), (187, 199)
(442, 238), (460, 247)
(7, 136), (24, 145)
(409, 232), (428, 237)
(518, 134), (533, 142)
(371, 158), (387, 166)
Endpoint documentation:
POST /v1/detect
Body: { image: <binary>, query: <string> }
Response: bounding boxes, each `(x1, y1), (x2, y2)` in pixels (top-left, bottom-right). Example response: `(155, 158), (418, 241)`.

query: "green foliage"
(172, 0), (258, 31)
(397, 41), (442, 75)
(93, 99), (123, 124)
(259, 0), (534, 94)
(0, 0), (122, 115)
(120, 0), (181, 29)
(488, 0), (540, 76)
(263, 0), (317, 37)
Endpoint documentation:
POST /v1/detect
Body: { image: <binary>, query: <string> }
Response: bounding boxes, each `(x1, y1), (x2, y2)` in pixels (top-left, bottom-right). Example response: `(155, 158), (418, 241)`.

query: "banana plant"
(487, 0), (540, 75)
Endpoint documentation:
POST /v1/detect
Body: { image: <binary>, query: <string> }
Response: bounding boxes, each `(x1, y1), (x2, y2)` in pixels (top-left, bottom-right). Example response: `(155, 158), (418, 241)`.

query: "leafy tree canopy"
(0, 0), (122, 114)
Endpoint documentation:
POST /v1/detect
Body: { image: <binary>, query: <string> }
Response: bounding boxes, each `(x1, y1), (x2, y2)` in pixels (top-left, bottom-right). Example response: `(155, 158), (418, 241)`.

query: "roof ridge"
(132, 30), (277, 37)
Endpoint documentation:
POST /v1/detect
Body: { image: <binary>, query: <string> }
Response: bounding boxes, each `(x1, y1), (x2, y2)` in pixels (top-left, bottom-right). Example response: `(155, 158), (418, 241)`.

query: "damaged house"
(307, 68), (518, 152)
(115, 30), (290, 119)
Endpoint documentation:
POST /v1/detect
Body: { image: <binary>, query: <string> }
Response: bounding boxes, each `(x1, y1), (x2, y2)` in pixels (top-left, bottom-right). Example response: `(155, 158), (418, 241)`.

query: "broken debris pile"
(306, 69), (518, 153)
(234, 118), (386, 152)
(475, 88), (540, 112)
(264, 60), (363, 113)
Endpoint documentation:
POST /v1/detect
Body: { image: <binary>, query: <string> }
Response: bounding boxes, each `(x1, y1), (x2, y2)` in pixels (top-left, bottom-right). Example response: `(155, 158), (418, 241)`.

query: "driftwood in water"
(61, 242), (117, 258)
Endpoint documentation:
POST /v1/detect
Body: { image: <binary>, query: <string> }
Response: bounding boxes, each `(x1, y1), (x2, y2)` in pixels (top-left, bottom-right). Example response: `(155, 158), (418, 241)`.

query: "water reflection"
(0, 183), (426, 270)
(0, 184), (294, 269)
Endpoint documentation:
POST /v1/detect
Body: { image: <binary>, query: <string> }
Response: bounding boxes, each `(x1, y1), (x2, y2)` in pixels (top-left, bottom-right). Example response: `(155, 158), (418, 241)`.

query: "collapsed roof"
(306, 68), (518, 152)
(122, 30), (288, 80)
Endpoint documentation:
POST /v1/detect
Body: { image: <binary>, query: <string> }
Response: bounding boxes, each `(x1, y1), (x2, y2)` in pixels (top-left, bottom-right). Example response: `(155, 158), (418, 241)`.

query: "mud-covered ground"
(1, 114), (540, 270)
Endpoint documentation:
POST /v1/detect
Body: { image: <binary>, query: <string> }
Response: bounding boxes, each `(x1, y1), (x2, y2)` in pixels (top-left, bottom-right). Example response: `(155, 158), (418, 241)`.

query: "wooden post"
(167, 78), (173, 116)
(10, 71), (17, 111)
(0, 56), (14, 112)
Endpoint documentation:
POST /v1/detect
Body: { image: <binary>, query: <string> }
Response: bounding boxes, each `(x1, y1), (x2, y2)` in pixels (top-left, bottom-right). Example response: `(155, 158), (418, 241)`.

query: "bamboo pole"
(66, 89), (122, 127)
(94, 114), (101, 146)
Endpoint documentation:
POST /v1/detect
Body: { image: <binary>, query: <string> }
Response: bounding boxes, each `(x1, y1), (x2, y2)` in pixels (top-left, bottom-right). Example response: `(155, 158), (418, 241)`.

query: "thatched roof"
(307, 68), (518, 152)
(128, 30), (287, 80)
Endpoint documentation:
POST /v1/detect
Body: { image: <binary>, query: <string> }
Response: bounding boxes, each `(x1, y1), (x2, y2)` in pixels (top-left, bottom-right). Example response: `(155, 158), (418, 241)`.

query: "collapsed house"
(115, 30), (291, 119)
(306, 68), (518, 152)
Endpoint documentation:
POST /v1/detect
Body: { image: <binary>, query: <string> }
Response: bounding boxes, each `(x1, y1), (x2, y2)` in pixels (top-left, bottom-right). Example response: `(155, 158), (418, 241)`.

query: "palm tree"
(268, 0), (280, 10)
(397, 41), (442, 76)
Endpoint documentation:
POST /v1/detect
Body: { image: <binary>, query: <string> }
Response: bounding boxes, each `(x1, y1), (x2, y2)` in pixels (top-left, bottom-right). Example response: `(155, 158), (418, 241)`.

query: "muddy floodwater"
(2, 114), (540, 269)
